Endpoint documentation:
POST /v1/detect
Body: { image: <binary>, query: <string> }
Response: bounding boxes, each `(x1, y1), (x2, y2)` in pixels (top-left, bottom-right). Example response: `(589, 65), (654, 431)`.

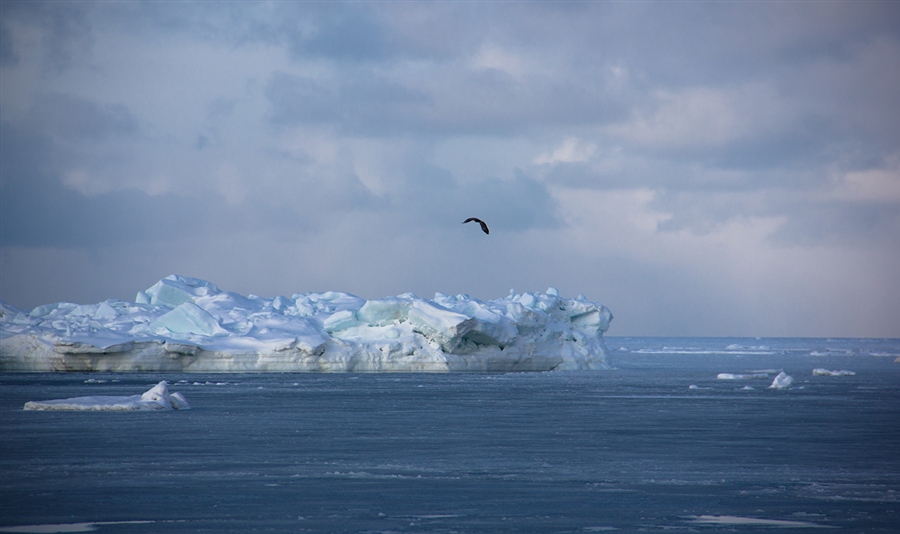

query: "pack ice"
(0, 275), (613, 372)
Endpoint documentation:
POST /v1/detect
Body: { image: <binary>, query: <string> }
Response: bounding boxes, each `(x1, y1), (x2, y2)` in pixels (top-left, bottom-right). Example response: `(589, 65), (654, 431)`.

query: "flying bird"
(463, 217), (490, 235)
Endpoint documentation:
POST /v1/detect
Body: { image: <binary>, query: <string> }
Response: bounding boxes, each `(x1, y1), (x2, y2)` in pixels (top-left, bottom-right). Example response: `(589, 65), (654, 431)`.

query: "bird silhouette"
(463, 217), (490, 235)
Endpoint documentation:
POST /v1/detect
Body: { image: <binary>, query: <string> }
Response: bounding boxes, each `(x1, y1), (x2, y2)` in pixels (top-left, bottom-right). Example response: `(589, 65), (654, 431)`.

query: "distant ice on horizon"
(0, 275), (612, 372)
(812, 368), (856, 376)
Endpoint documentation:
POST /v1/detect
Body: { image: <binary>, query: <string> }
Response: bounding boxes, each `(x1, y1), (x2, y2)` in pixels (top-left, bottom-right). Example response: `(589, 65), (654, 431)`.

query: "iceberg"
(1, 275), (613, 372)
(23, 381), (190, 411)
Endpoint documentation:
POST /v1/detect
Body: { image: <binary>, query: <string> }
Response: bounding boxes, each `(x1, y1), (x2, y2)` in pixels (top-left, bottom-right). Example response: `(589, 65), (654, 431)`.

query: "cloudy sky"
(1, 1), (898, 337)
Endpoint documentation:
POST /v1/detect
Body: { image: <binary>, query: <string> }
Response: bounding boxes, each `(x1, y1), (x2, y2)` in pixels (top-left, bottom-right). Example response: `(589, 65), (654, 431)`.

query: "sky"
(1, 1), (898, 338)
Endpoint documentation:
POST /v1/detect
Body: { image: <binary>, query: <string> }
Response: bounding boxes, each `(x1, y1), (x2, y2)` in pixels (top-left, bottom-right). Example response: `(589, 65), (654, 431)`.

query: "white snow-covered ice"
(812, 368), (856, 376)
(23, 381), (189, 411)
(1, 275), (612, 372)
(716, 372), (770, 380)
(687, 515), (827, 528)
(768, 371), (794, 389)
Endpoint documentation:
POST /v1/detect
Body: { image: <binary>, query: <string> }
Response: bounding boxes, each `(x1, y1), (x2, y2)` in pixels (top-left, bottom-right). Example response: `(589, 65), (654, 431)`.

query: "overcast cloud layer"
(1, 1), (898, 337)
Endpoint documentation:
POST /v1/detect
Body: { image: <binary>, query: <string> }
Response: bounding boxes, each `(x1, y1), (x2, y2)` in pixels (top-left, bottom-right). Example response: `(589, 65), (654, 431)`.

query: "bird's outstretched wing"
(462, 217), (490, 234)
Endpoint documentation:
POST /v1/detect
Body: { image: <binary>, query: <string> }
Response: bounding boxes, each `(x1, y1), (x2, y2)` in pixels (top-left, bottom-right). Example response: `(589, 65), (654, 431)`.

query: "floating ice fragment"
(768, 371), (794, 389)
(717, 372), (769, 380)
(0, 520), (157, 532)
(812, 368), (856, 376)
(23, 381), (189, 411)
(688, 515), (829, 528)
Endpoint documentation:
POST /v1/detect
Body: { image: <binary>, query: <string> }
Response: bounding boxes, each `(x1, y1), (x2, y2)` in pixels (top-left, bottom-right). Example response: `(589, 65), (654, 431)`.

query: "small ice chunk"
(768, 371), (793, 389)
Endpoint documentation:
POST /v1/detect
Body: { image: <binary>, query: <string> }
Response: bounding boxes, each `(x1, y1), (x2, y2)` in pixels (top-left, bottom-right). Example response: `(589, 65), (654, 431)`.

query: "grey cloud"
(288, 6), (392, 62)
(647, 182), (900, 250)
(273, 2), (489, 64)
(541, 161), (638, 191)
(265, 71), (432, 134)
(766, 196), (900, 249)
(0, 116), (223, 248)
(459, 170), (562, 233)
(266, 68), (628, 137)
(0, 18), (17, 66)
(115, 2), (473, 63)
(385, 163), (560, 234)
(25, 92), (139, 142)
(0, 169), (209, 250)
(588, 2), (900, 87)
(0, 1), (94, 72)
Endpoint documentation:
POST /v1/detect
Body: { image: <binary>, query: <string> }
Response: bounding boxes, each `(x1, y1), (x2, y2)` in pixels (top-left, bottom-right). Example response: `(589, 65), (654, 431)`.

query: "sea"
(1, 337), (898, 533)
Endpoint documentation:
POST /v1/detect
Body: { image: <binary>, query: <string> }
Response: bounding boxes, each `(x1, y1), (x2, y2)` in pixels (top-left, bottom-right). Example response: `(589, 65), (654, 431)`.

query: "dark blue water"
(2, 337), (898, 532)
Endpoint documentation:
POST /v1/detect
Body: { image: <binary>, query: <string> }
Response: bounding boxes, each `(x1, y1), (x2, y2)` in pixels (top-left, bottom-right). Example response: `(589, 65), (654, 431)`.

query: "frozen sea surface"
(1, 337), (898, 533)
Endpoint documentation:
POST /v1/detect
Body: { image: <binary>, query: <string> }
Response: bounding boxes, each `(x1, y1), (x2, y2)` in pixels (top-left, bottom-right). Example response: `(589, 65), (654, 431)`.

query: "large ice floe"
(0, 275), (612, 372)
(23, 381), (189, 411)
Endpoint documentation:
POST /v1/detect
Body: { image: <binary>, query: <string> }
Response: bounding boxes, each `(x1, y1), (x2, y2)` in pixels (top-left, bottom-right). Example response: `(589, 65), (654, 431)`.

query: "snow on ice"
(716, 372), (770, 380)
(23, 381), (190, 411)
(768, 372), (794, 389)
(0, 275), (612, 372)
(812, 368), (856, 376)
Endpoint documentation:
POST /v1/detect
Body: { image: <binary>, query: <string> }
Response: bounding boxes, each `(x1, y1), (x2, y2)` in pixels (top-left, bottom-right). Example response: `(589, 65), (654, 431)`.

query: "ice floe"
(23, 381), (190, 411)
(813, 368), (856, 376)
(716, 372), (771, 380)
(687, 514), (831, 528)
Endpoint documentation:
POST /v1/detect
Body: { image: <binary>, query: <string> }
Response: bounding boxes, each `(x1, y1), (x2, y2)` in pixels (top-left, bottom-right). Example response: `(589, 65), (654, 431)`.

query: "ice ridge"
(1, 275), (612, 372)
